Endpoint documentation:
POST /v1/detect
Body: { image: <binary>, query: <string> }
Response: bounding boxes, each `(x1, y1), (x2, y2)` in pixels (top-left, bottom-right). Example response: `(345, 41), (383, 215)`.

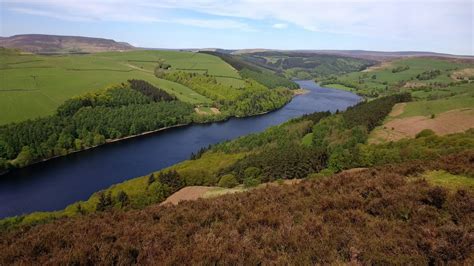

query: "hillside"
(232, 49), (473, 61)
(1, 81), (473, 264)
(1, 152), (473, 264)
(0, 48), (297, 124)
(320, 57), (474, 99)
(238, 51), (377, 79)
(0, 48), (294, 172)
(0, 34), (134, 53)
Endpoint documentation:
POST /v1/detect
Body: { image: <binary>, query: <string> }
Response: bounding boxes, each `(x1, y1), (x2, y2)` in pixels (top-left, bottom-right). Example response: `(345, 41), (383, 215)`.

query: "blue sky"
(1, 0), (472, 55)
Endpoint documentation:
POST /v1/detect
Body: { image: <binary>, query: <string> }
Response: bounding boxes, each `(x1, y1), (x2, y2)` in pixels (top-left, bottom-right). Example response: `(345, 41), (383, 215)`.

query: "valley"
(1, 35), (473, 265)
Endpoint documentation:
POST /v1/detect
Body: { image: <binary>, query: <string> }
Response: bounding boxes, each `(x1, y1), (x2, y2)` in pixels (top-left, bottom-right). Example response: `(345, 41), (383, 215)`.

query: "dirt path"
(195, 107), (221, 115)
(389, 103), (406, 117)
(161, 179), (305, 206)
(160, 186), (216, 205)
(362, 61), (393, 72)
(371, 108), (474, 143)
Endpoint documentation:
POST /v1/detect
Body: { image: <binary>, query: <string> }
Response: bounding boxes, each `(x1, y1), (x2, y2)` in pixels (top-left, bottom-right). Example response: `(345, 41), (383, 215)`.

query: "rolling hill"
(1, 137), (473, 264)
(0, 34), (134, 53)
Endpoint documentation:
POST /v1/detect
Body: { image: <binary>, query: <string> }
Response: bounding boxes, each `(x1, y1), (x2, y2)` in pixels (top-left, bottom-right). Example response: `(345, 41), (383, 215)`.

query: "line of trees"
(417, 69), (441, 80)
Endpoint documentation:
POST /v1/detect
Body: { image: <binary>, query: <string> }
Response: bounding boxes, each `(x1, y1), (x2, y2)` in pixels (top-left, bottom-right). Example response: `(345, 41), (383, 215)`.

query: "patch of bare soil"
(194, 107), (221, 115)
(161, 186), (216, 205)
(371, 108), (474, 143)
(362, 61), (393, 72)
(293, 89), (310, 95)
(389, 103), (406, 117)
(342, 168), (368, 174)
(210, 107), (221, 114)
(162, 179), (305, 206)
(451, 68), (474, 80)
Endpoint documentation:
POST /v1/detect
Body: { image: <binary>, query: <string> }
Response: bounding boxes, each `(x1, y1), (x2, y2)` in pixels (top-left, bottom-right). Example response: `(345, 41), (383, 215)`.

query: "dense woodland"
(1, 152), (472, 264)
(160, 71), (293, 116)
(0, 80), (194, 171)
(246, 52), (376, 79)
(199, 51), (300, 89)
(0, 68), (295, 172)
(213, 94), (412, 182)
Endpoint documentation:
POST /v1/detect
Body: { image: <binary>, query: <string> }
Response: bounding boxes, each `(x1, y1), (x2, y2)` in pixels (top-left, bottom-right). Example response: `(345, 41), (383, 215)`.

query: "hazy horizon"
(1, 0), (473, 55)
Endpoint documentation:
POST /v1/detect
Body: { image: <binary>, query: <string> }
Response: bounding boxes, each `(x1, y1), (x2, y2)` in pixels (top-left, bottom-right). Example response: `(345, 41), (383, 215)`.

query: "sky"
(0, 0), (472, 55)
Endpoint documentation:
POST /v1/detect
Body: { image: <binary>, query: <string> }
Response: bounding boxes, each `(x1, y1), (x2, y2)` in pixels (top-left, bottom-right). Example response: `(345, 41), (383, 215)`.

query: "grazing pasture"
(0, 49), (248, 124)
(321, 57), (474, 98)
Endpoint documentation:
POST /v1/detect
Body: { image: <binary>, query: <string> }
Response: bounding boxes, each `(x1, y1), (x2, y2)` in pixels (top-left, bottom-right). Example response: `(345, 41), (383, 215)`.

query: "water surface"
(0, 80), (361, 218)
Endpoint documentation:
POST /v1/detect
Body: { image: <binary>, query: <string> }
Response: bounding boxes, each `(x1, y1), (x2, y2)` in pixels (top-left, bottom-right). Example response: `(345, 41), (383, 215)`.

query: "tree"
(96, 191), (113, 211)
(244, 167), (261, 179)
(13, 146), (34, 168)
(76, 203), (85, 215)
(117, 191), (129, 207)
(158, 170), (185, 191)
(243, 176), (261, 187)
(148, 173), (156, 186)
(218, 174), (238, 188)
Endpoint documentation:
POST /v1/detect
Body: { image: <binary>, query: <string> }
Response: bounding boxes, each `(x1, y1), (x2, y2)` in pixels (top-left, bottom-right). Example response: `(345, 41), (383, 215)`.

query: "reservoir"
(0, 80), (361, 218)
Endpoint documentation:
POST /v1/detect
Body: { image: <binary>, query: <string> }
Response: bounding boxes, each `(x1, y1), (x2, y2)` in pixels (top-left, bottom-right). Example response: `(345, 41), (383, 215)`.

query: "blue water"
(0, 80), (361, 218)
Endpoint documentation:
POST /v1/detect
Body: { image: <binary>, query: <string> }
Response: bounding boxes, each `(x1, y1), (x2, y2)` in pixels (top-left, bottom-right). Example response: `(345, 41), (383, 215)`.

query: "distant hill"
(0, 34), (134, 53)
(232, 49), (473, 61)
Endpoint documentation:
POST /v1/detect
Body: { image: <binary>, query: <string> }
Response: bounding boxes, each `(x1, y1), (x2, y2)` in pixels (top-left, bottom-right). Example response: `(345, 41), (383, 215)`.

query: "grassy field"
(398, 96), (474, 118)
(323, 57), (474, 98)
(0, 50), (246, 124)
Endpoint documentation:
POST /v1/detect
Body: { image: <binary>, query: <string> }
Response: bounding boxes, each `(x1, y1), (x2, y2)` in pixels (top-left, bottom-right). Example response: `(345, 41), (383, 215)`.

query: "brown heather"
(1, 151), (473, 265)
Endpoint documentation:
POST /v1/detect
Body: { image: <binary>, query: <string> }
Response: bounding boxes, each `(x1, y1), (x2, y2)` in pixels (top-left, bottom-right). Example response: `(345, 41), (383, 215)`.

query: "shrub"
(218, 174), (238, 188)
(244, 167), (261, 179)
(416, 129), (436, 138)
(243, 176), (261, 187)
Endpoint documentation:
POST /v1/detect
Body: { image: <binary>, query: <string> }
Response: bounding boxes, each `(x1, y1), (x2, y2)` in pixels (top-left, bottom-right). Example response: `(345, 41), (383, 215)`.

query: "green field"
(322, 57), (474, 99)
(0, 50), (248, 124)
(398, 96), (474, 118)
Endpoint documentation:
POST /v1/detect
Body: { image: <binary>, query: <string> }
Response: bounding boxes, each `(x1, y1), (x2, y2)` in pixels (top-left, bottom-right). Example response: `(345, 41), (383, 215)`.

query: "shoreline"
(0, 94), (297, 176)
(1, 123), (191, 176)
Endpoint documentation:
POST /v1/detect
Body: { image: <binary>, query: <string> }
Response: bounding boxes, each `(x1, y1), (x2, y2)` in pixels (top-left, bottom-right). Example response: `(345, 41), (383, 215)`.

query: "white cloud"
(272, 23), (287, 29)
(2, 0), (472, 53)
(174, 18), (255, 31)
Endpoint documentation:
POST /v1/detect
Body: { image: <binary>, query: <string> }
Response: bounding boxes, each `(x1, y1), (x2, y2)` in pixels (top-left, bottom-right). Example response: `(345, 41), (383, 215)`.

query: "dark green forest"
(160, 71), (293, 116)
(0, 80), (194, 171)
(199, 51), (300, 89)
(244, 52), (376, 79)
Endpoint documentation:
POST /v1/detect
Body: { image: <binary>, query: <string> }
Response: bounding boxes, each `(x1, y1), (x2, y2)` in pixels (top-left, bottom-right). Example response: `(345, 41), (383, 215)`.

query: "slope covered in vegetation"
(241, 51), (376, 79)
(2, 93), (473, 231)
(1, 152), (473, 265)
(320, 57), (474, 99)
(200, 51), (300, 89)
(0, 80), (194, 172)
